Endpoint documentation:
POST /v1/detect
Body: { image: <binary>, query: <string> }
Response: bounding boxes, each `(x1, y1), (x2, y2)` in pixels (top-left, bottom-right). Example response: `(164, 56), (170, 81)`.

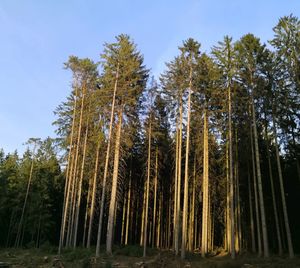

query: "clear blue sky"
(0, 0), (299, 154)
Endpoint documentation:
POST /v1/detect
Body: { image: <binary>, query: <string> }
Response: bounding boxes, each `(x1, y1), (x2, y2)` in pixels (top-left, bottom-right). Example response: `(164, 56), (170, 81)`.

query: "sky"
(0, 0), (299, 154)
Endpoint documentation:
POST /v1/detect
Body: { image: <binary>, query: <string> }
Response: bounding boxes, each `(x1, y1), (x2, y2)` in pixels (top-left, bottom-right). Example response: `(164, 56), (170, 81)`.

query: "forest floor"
(0, 246), (300, 268)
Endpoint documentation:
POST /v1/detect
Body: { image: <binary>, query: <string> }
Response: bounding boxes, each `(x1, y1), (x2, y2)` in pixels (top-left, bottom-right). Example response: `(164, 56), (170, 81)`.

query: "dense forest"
(0, 15), (300, 262)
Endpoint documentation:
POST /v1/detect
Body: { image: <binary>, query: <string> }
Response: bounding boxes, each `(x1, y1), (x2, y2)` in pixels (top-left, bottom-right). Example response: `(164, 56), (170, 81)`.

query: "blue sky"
(0, 0), (299, 154)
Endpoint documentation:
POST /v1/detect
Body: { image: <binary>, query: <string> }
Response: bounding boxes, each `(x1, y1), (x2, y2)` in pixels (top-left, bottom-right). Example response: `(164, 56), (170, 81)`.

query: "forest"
(0, 14), (300, 267)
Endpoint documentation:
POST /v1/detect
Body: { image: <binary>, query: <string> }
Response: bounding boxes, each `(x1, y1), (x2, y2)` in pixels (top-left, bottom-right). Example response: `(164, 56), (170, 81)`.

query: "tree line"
(0, 15), (299, 260)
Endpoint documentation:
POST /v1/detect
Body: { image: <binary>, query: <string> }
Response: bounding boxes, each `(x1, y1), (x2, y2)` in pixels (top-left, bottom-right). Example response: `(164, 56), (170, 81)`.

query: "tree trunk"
(247, 168), (256, 253)
(73, 123), (89, 247)
(264, 117), (282, 255)
(59, 87), (78, 254)
(143, 119), (152, 257)
(228, 85), (235, 259)
(106, 107), (123, 255)
(175, 98), (183, 255)
(272, 112), (294, 258)
(121, 193), (127, 244)
(67, 86), (86, 247)
(201, 110), (209, 257)
(15, 144), (36, 248)
(250, 125), (262, 256)
(95, 63), (119, 257)
(125, 175), (132, 245)
(251, 97), (269, 257)
(152, 147), (158, 248)
(181, 71), (192, 259)
(173, 121), (179, 250)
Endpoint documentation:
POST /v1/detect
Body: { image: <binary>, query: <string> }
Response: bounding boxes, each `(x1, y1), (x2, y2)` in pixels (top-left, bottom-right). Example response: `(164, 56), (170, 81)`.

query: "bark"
(181, 69), (192, 259)
(59, 87), (78, 254)
(251, 97), (269, 257)
(15, 144), (36, 248)
(250, 125), (262, 256)
(201, 110), (209, 257)
(228, 85), (235, 259)
(247, 168), (256, 253)
(106, 107), (123, 255)
(121, 194), (127, 244)
(125, 175), (131, 245)
(73, 123), (89, 247)
(143, 119), (152, 257)
(264, 117), (282, 255)
(173, 121), (179, 250)
(175, 98), (183, 255)
(272, 112), (294, 258)
(95, 63), (119, 257)
(152, 147), (158, 248)
(67, 86), (86, 246)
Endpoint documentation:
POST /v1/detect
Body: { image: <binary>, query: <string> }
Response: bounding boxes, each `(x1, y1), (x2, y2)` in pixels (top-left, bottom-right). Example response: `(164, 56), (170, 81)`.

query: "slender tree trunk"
(68, 86), (86, 246)
(181, 70), (192, 259)
(201, 109), (209, 257)
(140, 180), (146, 246)
(82, 145), (95, 247)
(175, 98), (183, 255)
(168, 191), (172, 248)
(152, 147), (158, 248)
(73, 123), (89, 247)
(250, 125), (262, 256)
(228, 85), (235, 259)
(247, 168), (256, 253)
(143, 120), (152, 257)
(106, 107), (123, 255)
(15, 145), (36, 248)
(272, 112), (294, 258)
(59, 88), (78, 254)
(251, 96), (269, 257)
(85, 142), (101, 248)
(264, 117), (282, 255)
(173, 121), (179, 250)
(95, 63), (119, 257)
(225, 138), (230, 252)
(125, 174), (131, 245)
(157, 192), (162, 248)
(189, 158), (196, 252)
(121, 194), (127, 244)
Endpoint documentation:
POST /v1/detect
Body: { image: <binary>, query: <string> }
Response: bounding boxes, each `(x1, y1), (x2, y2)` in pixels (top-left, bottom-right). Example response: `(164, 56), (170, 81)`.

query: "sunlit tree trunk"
(201, 109), (209, 257)
(181, 70), (192, 259)
(247, 168), (256, 253)
(250, 125), (262, 256)
(67, 85), (86, 247)
(125, 175), (131, 245)
(73, 122), (89, 247)
(175, 98), (183, 255)
(140, 180), (146, 246)
(228, 84), (235, 259)
(157, 192), (162, 248)
(106, 107), (123, 255)
(83, 142), (100, 247)
(152, 147), (158, 248)
(95, 63), (119, 257)
(121, 193), (127, 244)
(272, 111), (294, 258)
(143, 119), (151, 257)
(251, 95), (269, 257)
(173, 121), (179, 250)
(59, 87), (78, 254)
